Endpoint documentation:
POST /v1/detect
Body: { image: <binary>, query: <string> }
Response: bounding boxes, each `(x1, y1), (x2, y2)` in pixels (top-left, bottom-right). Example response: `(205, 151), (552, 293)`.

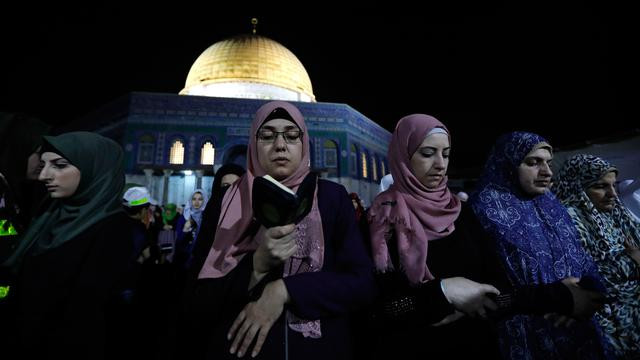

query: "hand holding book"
(252, 172), (317, 228)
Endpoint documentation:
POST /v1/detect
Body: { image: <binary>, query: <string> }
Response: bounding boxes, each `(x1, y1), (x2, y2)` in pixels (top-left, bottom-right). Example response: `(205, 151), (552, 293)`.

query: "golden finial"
(251, 18), (258, 35)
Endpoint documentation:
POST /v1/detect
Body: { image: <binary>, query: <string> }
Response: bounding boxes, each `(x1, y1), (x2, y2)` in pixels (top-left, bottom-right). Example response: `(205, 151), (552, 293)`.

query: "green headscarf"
(162, 203), (177, 225)
(3, 132), (125, 268)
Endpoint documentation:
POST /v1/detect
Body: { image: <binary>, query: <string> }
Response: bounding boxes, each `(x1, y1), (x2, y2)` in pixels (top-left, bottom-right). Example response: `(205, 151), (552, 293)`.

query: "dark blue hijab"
(470, 132), (607, 359)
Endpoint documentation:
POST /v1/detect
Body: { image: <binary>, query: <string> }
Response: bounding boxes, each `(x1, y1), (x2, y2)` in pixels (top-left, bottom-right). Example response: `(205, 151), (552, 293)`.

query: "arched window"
(323, 140), (337, 168)
(361, 151), (368, 179)
(371, 155), (378, 182)
(169, 139), (185, 165)
(137, 134), (155, 164)
(350, 144), (358, 176)
(200, 141), (215, 165)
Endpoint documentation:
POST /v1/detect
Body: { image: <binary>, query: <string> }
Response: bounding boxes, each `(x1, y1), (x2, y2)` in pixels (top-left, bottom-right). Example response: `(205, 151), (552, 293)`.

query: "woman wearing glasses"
(179, 101), (375, 359)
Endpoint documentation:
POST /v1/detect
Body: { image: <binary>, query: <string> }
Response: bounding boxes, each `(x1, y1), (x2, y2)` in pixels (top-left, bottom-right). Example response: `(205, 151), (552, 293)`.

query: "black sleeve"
(463, 206), (574, 317)
(374, 226), (455, 325)
(490, 281), (574, 318)
(375, 270), (455, 325)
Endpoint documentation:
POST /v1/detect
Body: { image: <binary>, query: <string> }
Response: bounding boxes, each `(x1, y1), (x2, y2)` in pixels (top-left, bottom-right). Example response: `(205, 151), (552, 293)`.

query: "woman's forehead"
(41, 151), (65, 160)
(421, 132), (450, 147)
(525, 146), (552, 159)
(260, 118), (298, 129)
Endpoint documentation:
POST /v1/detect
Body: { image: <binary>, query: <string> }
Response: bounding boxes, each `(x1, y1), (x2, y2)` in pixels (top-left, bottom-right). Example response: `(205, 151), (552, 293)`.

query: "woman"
(368, 114), (506, 359)
(0, 113), (50, 260)
(470, 132), (609, 359)
(187, 164), (245, 271)
(175, 189), (208, 268)
(157, 203), (178, 263)
(554, 154), (640, 358)
(181, 101), (374, 359)
(211, 163), (245, 199)
(349, 193), (366, 221)
(3, 131), (133, 359)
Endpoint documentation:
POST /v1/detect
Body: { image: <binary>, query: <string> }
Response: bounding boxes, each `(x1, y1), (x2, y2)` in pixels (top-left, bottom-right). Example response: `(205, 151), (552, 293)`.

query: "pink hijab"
(198, 101), (324, 337)
(368, 114), (461, 285)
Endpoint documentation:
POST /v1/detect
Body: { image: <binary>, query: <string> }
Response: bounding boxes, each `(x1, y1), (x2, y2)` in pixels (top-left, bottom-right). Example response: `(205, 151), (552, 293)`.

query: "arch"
(371, 154), (379, 182)
(361, 150), (368, 179)
(137, 134), (155, 164)
(169, 139), (185, 165)
(200, 140), (215, 165)
(349, 143), (358, 177)
(323, 139), (338, 177)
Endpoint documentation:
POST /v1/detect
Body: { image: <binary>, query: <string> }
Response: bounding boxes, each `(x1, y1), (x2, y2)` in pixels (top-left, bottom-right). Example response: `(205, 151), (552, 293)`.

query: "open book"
(252, 172), (317, 228)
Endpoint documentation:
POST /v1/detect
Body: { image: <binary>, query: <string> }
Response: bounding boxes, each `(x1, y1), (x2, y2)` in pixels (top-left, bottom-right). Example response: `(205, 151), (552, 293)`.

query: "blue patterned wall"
(89, 92), (391, 182)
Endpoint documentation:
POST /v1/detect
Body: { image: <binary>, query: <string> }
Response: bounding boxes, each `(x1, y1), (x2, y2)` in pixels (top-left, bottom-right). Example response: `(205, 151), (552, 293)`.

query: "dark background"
(1, 3), (636, 170)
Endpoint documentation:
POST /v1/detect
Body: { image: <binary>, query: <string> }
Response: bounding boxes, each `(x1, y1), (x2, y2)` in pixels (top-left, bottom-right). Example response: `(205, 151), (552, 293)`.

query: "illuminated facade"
(78, 34), (391, 206)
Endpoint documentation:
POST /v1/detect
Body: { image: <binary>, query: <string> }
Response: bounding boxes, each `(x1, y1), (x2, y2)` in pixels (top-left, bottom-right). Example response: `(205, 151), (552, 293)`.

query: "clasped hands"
(543, 277), (606, 328)
(432, 277), (500, 327)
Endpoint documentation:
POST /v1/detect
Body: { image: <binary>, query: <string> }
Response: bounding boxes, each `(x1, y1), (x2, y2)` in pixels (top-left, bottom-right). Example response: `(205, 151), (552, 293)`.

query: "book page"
(262, 175), (296, 195)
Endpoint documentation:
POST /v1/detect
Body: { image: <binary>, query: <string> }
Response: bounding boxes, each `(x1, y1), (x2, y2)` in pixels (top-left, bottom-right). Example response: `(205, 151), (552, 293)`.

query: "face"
(517, 145), (553, 196)
(256, 118), (303, 181)
(38, 152), (82, 198)
(136, 207), (149, 221)
(409, 133), (450, 189)
(586, 171), (617, 212)
(26, 151), (43, 180)
(191, 192), (204, 209)
(352, 198), (359, 210)
(220, 173), (240, 188)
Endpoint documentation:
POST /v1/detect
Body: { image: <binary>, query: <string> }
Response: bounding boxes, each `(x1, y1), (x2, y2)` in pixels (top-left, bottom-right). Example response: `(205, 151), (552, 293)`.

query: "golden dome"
(181, 35), (315, 102)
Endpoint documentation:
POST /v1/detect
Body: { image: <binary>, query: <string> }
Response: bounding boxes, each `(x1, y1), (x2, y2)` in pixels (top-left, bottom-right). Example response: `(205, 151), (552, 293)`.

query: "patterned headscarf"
(368, 114), (461, 285)
(554, 154), (640, 357)
(198, 101), (324, 338)
(470, 132), (606, 359)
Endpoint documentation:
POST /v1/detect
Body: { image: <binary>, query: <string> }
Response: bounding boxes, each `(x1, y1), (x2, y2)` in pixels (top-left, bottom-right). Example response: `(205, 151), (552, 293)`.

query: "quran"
(252, 172), (316, 228)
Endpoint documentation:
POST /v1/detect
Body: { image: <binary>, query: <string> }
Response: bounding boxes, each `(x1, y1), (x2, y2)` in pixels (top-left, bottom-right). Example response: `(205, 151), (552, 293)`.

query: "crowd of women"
(0, 103), (638, 359)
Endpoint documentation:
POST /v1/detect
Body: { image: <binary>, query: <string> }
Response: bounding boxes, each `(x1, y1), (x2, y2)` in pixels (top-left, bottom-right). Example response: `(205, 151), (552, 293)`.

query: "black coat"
(10, 212), (134, 359)
(179, 179), (376, 360)
(367, 204), (574, 360)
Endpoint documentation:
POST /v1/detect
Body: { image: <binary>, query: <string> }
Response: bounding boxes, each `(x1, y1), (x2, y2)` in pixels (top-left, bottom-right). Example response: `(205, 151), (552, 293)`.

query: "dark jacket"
(180, 179), (376, 360)
(368, 204), (574, 359)
(10, 212), (134, 359)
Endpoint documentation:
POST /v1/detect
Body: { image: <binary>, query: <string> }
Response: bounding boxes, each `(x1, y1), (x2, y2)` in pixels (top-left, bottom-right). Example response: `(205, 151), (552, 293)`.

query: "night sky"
(1, 3), (636, 171)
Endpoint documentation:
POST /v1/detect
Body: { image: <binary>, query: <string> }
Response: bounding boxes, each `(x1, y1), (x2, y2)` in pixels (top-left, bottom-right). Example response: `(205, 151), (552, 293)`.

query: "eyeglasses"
(256, 129), (303, 144)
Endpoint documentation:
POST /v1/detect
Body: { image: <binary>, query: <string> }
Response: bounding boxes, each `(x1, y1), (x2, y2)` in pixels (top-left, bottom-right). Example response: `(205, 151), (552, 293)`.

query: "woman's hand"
(183, 221), (192, 233)
(163, 224), (173, 231)
(441, 277), (500, 319)
(253, 224), (297, 274)
(228, 280), (290, 358)
(624, 237), (640, 265)
(561, 277), (606, 319)
(431, 310), (465, 327)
